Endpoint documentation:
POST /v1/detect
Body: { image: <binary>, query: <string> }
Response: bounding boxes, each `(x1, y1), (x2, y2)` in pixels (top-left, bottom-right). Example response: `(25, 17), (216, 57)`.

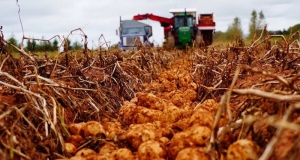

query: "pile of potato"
(63, 59), (260, 159)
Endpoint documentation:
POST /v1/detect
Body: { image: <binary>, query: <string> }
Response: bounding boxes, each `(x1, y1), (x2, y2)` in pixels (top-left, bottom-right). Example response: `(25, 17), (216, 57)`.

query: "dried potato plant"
(199, 26), (300, 160)
(0, 25), (176, 159)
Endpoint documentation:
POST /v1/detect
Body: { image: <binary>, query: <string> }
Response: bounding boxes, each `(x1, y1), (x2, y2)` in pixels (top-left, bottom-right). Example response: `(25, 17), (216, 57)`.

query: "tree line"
(213, 10), (300, 43)
(5, 36), (83, 53)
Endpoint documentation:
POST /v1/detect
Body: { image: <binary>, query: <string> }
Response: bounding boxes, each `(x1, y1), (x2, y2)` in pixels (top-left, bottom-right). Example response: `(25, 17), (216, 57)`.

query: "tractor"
(133, 8), (215, 48)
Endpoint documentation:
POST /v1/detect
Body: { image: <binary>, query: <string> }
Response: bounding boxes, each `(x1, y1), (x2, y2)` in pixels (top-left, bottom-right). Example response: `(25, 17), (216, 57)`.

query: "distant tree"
(42, 41), (52, 51)
(213, 31), (226, 42)
(6, 34), (18, 52)
(248, 10), (257, 39)
(73, 41), (83, 50)
(248, 10), (265, 40)
(67, 39), (72, 50)
(52, 39), (59, 51)
(225, 16), (243, 40)
(26, 40), (32, 51)
(26, 39), (38, 52)
(288, 24), (300, 34)
(32, 40), (37, 51)
(257, 11), (266, 31)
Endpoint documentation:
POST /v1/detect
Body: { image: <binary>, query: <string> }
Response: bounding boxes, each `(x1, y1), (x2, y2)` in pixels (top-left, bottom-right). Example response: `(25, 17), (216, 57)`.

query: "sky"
(1, 0), (299, 48)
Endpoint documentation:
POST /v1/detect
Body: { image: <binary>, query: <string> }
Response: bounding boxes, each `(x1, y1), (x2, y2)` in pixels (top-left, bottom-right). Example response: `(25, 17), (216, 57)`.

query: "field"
(1, 28), (300, 160)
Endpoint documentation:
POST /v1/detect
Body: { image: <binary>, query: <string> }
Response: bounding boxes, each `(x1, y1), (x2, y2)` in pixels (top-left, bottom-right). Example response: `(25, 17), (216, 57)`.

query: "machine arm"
(133, 13), (173, 27)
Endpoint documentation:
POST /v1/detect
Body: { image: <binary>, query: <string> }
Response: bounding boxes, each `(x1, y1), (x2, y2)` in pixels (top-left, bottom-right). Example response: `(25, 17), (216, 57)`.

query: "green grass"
(10, 50), (100, 60)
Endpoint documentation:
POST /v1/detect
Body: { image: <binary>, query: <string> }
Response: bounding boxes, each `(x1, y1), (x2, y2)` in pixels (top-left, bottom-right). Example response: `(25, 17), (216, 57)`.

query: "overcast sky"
(1, 0), (299, 48)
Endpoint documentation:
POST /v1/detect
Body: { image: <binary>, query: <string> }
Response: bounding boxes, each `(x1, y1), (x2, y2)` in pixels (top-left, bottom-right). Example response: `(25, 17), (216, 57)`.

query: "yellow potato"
(68, 155), (86, 160)
(64, 142), (77, 155)
(75, 148), (96, 157)
(109, 148), (135, 160)
(176, 147), (209, 160)
(99, 142), (118, 156)
(68, 122), (86, 136)
(226, 139), (261, 160)
(160, 104), (183, 123)
(158, 137), (170, 146)
(189, 108), (214, 128)
(190, 125), (211, 145)
(102, 121), (124, 140)
(168, 131), (190, 159)
(123, 122), (162, 150)
(120, 105), (162, 124)
(138, 140), (166, 160)
(83, 121), (106, 137)
(183, 88), (197, 101)
(66, 135), (84, 148)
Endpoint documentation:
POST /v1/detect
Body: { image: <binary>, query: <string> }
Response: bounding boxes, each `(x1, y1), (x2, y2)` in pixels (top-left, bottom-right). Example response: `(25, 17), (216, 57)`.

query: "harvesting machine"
(133, 8), (216, 48)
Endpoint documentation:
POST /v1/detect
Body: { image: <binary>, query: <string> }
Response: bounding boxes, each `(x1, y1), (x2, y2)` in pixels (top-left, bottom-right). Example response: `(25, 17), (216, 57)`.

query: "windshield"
(122, 27), (145, 35)
(174, 16), (193, 28)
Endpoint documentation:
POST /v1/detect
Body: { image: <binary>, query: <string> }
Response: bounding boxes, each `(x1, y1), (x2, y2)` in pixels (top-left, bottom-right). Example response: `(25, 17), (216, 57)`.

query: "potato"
(188, 82), (197, 91)
(176, 147), (209, 160)
(68, 122), (86, 136)
(123, 122), (162, 150)
(160, 79), (177, 92)
(87, 154), (109, 160)
(109, 148), (135, 160)
(158, 137), (170, 146)
(183, 88), (197, 102)
(68, 155), (86, 160)
(66, 135), (84, 148)
(75, 148), (96, 157)
(160, 104), (183, 123)
(168, 125), (211, 159)
(201, 99), (219, 112)
(158, 71), (177, 82)
(69, 154), (108, 160)
(120, 100), (164, 124)
(190, 125), (211, 145)
(136, 92), (168, 110)
(171, 118), (190, 132)
(82, 121), (106, 138)
(120, 105), (162, 124)
(178, 73), (193, 89)
(189, 108), (214, 128)
(64, 142), (77, 155)
(168, 131), (190, 159)
(102, 121), (124, 140)
(138, 140), (166, 160)
(189, 99), (219, 128)
(171, 92), (184, 106)
(99, 142), (118, 156)
(226, 139), (260, 160)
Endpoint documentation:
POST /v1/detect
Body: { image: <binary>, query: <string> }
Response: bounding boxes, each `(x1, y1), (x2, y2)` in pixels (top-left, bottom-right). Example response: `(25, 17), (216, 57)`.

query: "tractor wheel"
(166, 32), (175, 49)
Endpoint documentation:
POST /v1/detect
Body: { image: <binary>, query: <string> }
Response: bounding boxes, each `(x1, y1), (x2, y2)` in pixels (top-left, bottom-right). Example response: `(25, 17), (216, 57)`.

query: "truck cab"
(118, 20), (152, 51)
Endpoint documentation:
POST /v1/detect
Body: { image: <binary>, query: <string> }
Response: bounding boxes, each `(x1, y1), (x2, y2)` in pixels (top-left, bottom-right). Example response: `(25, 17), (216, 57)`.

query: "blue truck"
(117, 18), (152, 50)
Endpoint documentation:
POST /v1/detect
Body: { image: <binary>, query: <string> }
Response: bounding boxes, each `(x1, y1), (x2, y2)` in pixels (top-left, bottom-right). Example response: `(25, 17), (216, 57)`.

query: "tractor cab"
(169, 8), (197, 47)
